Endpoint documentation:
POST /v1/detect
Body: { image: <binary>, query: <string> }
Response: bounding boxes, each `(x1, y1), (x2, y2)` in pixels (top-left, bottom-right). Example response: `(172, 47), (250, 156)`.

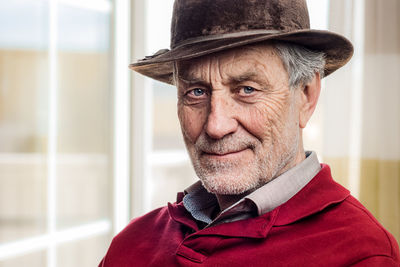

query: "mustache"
(194, 133), (257, 154)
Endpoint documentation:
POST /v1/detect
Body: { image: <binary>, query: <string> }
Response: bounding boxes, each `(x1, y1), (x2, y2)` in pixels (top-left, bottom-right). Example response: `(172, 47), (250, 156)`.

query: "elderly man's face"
(176, 44), (305, 195)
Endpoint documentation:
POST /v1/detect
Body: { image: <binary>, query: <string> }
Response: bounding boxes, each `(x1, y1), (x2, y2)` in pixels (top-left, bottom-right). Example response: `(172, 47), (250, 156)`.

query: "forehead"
(176, 43), (286, 81)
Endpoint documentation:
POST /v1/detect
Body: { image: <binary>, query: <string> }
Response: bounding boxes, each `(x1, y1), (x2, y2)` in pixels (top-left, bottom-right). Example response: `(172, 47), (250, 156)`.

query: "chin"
(197, 168), (263, 195)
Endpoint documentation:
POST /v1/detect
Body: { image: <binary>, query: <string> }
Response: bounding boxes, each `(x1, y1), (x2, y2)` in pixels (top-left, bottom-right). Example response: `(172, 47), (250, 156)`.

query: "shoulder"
(108, 206), (171, 251)
(350, 255), (400, 266)
(274, 164), (400, 266)
(100, 206), (176, 266)
(342, 195), (396, 245)
(325, 195), (400, 264)
(113, 206), (171, 244)
(291, 164), (399, 263)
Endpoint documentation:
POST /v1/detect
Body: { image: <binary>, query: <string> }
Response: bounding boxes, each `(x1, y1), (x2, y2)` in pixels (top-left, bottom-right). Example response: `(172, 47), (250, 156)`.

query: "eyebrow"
(177, 70), (271, 88)
(176, 73), (212, 89)
(227, 71), (258, 83)
(178, 76), (205, 85)
(226, 71), (271, 88)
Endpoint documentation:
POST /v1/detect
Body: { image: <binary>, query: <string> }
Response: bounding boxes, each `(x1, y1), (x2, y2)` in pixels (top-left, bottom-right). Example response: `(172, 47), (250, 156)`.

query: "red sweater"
(100, 165), (400, 266)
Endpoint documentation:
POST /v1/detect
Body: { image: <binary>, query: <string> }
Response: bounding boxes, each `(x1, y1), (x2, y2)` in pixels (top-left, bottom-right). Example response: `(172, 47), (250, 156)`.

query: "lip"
(202, 148), (250, 159)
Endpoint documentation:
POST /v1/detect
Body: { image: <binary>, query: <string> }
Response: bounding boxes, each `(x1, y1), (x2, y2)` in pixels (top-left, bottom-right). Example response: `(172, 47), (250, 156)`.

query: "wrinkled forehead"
(175, 43), (284, 82)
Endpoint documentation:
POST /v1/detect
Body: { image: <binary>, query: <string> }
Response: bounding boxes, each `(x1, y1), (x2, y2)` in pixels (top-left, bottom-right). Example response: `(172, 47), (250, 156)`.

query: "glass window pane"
(56, 155), (111, 228)
(56, 234), (111, 267)
(55, 4), (112, 229)
(150, 163), (197, 209)
(0, 0), (48, 243)
(0, 251), (46, 267)
(0, 1), (49, 50)
(152, 81), (186, 150)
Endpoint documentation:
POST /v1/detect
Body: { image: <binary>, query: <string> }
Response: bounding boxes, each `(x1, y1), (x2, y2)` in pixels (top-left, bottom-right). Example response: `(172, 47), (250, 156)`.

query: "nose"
(204, 95), (238, 139)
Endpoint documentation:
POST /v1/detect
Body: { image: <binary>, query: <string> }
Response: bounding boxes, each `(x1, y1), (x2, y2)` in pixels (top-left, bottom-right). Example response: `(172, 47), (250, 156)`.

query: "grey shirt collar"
(183, 151), (321, 226)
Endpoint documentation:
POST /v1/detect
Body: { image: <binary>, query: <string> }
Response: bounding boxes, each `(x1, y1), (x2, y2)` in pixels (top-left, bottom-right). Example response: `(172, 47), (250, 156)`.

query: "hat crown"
(171, 0), (310, 48)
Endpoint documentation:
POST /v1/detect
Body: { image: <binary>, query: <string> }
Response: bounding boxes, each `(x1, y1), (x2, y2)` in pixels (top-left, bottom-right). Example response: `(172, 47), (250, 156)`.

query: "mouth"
(201, 148), (251, 159)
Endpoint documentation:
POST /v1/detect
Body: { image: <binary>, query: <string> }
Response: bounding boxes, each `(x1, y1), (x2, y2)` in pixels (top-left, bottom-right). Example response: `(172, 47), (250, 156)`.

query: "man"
(100, 0), (400, 266)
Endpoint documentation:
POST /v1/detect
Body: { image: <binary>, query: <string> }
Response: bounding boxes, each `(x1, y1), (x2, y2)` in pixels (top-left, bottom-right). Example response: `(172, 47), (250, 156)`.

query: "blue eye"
(243, 86), (255, 94)
(192, 88), (205, 96)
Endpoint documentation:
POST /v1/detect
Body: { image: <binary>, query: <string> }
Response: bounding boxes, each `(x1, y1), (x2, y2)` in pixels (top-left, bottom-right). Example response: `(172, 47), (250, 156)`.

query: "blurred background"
(0, 0), (398, 266)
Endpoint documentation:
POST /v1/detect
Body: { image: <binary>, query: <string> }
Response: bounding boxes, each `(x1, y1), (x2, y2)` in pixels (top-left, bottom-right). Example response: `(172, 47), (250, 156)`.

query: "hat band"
(173, 29), (281, 49)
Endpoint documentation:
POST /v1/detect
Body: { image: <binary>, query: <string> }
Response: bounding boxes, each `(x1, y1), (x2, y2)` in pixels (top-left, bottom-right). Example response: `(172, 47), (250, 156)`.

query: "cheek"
(239, 94), (291, 140)
(241, 106), (270, 138)
(178, 105), (207, 143)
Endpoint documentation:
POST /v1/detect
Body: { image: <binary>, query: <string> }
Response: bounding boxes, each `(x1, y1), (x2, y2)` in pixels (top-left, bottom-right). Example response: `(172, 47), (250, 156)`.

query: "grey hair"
(273, 42), (326, 89)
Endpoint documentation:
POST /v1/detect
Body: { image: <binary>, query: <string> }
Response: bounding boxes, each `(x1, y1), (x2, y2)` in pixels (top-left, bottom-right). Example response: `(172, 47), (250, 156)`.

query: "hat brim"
(130, 29), (353, 84)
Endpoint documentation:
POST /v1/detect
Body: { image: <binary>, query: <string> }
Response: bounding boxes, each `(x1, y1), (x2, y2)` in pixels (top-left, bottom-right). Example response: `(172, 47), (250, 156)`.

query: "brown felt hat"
(130, 0), (354, 84)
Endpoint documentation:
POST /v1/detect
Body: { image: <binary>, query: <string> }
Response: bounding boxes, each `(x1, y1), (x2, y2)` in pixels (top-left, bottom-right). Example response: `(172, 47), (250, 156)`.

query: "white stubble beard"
(186, 126), (300, 195)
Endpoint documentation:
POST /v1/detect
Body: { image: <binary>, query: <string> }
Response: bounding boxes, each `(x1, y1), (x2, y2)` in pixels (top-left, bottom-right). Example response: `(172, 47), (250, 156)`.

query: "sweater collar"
(274, 164), (350, 226)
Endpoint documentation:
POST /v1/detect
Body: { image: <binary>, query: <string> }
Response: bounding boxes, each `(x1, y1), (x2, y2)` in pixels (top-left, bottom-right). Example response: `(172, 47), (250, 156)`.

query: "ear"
(299, 72), (321, 128)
